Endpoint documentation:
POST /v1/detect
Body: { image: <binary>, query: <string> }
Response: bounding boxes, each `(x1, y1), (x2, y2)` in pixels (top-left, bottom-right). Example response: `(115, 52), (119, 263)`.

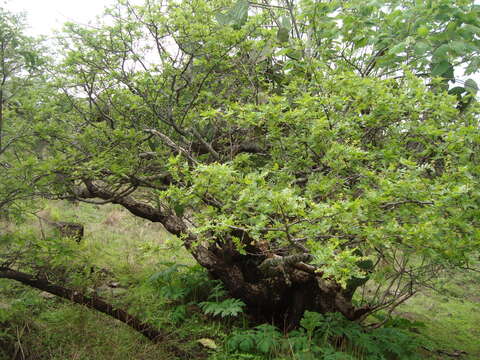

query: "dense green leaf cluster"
(1, 0), (480, 324)
(225, 312), (422, 359)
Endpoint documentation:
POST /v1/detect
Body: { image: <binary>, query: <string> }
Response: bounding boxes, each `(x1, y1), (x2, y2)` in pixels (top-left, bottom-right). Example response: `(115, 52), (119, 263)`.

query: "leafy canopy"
(1, 0), (480, 318)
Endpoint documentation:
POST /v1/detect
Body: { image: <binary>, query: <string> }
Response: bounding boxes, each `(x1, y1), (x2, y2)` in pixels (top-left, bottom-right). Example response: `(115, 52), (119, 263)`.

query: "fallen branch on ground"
(0, 266), (161, 341)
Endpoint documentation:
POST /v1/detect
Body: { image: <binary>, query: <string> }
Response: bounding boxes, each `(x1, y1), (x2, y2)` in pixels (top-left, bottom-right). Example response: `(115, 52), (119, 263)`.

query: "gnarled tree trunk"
(77, 181), (371, 330)
(189, 243), (370, 330)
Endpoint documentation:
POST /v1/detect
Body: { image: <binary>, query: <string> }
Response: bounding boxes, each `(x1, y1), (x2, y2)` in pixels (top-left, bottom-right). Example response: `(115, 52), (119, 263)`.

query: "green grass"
(0, 201), (219, 359)
(1, 201), (479, 359)
(397, 270), (480, 360)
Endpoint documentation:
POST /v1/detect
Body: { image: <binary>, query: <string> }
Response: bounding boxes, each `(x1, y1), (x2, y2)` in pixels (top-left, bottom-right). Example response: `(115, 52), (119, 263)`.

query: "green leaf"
(414, 41), (430, 56)
(431, 61), (452, 77)
(465, 57), (480, 75)
(277, 27), (290, 43)
(281, 15), (292, 31)
(448, 86), (466, 96)
(215, 13), (231, 26)
(464, 79), (478, 94)
(257, 337), (274, 353)
(239, 337), (255, 352)
(432, 44), (450, 61)
(461, 24), (480, 35)
(300, 311), (324, 335)
(390, 42), (406, 55)
(174, 203), (185, 216)
(285, 48), (303, 60)
(215, 0), (249, 28)
(230, 0), (249, 27)
(199, 298), (245, 318)
(357, 259), (374, 271)
(449, 40), (467, 55)
(417, 26), (429, 37)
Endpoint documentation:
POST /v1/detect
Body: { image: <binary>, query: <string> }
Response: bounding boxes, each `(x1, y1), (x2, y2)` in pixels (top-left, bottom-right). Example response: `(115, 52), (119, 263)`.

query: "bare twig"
(144, 128), (198, 165)
(380, 200), (434, 209)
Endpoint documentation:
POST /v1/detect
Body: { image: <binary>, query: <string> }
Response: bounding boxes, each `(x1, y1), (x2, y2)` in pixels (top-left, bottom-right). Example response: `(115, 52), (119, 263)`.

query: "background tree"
(2, 0), (480, 330)
(0, 6), (49, 219)
(0, 6), (45, 151)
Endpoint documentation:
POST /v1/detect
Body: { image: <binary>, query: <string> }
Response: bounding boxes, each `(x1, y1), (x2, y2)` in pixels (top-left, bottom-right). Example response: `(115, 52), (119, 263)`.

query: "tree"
(0, 6), (44, 152)
(2, 0), (480, 330)
(0, 6), (49, 219)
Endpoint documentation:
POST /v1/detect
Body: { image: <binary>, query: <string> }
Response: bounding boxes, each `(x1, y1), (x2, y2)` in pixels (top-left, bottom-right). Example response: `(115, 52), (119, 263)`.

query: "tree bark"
(0, 267), (162, 341)
(74, 182), (372, 329)
(190, 245), (371, 331)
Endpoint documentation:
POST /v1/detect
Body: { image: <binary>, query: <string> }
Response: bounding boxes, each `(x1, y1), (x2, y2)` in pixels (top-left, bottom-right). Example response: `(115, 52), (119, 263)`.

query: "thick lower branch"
(0, 267), (162, 341)
(78, 180), (188, 236)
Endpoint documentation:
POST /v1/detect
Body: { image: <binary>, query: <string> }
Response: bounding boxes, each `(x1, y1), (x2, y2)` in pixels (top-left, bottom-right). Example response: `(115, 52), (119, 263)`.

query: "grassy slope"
(398, 272), (480, 360)
(1, 201), (479, 359)
(0, 202), (218, 359)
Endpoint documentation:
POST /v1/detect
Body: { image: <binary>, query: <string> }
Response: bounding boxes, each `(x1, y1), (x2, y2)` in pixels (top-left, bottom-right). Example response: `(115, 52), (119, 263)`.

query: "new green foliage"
(225, 312), (423, 359)
(1, 0), (480, 339)
(199, 298), (245, 318)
